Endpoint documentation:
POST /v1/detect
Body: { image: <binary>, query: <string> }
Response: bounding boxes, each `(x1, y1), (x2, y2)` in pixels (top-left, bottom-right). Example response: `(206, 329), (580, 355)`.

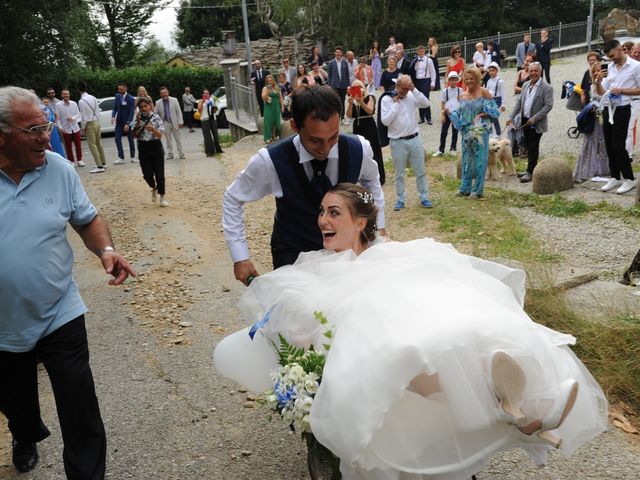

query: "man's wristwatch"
(98, 246), (115, 257)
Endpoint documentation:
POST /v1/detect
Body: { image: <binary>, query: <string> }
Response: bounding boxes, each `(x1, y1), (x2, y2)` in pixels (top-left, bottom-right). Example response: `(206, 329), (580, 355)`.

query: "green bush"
(31, 65), (223, 104)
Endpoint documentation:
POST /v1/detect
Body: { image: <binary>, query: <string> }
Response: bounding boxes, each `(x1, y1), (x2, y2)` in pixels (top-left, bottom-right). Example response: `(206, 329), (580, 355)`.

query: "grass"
(525, 280), (640, 409)
(219, 133), (234, 147)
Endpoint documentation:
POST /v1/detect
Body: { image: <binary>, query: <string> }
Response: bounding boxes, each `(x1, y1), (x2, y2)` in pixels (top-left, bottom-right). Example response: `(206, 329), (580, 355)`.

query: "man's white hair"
(0, 86), (40, 133)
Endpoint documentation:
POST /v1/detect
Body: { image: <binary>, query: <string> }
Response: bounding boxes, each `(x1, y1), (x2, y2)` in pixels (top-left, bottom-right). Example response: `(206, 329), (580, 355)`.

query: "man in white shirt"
(385, 36), (397, 57)
(595, 39), (640, 194)
(381, 75), (433, 210)
(506, 62), (553, 183)
(278, 58), (297, 85)
(55, 89), (84, 166)
(223, 86), (387, 285)
(408, 45), (437, 124)
(154, 87), (185, 160)
(78, 82), (107, 173)
(346, 51), (358, 85)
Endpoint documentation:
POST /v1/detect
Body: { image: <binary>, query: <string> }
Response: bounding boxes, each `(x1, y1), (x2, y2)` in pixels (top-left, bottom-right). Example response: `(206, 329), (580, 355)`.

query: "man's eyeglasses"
(10, 122), (55, 138)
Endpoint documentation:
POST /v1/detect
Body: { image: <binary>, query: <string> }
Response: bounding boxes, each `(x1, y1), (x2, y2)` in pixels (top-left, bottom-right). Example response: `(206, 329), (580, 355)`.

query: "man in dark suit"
(110, 81), (136, 164)
(325, 46), (350, 123)
(250, 59), (270, 117)
(506, 62), (554, 183)
(515, 33), (536, 72)
(536, 30), (554, 83)
(395, 43), (410, 74)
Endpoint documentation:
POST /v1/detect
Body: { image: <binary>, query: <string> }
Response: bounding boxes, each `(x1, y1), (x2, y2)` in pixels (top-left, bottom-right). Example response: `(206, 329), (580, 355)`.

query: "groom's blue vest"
(268, 134), (363, 256)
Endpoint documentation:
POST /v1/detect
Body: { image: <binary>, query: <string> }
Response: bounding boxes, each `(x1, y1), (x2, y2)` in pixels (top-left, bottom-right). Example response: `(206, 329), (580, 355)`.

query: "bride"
(214, 183), (607, 480)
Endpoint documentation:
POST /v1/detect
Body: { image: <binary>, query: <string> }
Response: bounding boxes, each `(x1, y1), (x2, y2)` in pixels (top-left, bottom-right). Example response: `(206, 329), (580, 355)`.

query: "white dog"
(486, 137), (516, 180)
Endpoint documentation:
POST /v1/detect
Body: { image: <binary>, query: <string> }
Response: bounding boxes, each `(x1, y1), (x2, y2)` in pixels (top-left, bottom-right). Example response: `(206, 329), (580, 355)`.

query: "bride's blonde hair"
(329, 183), (378, 244)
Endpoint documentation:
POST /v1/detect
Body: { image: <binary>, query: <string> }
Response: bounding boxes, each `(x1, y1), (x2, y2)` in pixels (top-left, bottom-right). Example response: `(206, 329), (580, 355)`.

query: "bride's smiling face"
(318, 193), (365, 252)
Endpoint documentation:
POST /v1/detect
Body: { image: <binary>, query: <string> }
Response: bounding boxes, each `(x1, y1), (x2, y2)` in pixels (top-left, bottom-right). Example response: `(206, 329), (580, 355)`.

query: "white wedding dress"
(214, 238), (608, 480)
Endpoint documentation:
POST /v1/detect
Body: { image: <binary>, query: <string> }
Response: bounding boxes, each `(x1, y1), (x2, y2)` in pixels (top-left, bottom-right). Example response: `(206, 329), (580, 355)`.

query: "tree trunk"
(103, 4), (121, 68)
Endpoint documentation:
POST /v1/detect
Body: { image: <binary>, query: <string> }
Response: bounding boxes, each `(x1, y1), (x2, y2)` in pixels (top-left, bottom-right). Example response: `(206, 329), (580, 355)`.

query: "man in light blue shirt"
(0, 87), (135, 477)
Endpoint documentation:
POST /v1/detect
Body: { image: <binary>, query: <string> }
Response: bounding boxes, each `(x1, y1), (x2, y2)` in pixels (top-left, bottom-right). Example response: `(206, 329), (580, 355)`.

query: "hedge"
(30, 64), (224, 103)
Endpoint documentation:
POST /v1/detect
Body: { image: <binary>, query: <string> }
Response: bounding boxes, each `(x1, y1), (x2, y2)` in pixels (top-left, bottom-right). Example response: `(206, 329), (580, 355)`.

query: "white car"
(211, 87), (228, 128)
(96, 97), (116, 135)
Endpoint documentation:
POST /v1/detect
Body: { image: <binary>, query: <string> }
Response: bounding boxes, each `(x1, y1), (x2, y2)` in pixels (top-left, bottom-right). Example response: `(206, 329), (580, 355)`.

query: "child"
(434, 71), (462, 156)
(485, 62), (506, 135)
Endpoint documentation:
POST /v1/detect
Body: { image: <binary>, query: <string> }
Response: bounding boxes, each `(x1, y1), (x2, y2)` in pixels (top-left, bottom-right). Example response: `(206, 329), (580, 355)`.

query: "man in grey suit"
(515, 33), (536, 71)
(506, 62), (553, 183)
(278, 58), (297, 84)
(155, 87), (185, 159)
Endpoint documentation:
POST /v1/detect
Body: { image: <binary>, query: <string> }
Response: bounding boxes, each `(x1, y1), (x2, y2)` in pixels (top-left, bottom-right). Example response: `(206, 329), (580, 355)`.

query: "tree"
(97, 0), (167, 68)
(175, 0), (270, 49)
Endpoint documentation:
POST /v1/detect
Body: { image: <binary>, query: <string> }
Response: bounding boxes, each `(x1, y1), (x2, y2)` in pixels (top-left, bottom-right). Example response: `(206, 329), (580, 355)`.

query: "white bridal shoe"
(490, 351), (579, 449)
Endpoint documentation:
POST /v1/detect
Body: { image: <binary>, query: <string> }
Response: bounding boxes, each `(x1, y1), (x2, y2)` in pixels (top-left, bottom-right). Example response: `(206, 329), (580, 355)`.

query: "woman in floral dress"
(450, 67), (499, 198)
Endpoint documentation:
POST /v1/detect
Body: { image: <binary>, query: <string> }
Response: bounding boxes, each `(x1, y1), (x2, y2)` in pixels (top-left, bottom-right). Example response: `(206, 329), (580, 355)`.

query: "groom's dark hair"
(291, 85), (342, 130)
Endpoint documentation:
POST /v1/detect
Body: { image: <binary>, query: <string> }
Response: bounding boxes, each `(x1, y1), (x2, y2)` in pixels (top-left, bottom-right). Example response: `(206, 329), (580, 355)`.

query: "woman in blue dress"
(41, 97), (66, 158)
(450, 67), (499, 198)
(370, 41), (383, 89)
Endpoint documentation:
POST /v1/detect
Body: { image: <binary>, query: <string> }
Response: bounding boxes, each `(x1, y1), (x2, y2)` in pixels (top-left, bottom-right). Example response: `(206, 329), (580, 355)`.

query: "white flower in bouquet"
(304, 375), (319, 394)
(288, 364), (305, 382)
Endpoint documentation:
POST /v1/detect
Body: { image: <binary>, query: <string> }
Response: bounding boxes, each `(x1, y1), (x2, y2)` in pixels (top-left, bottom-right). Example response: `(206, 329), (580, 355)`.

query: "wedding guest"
(309, 61), (328, 86)
(308, 46), (323, 67)
(510, 54), (535, 158)
(78, 82), (107, 173)
(222, 85), (386, 284)
(154, 87), (185, 160)
(346, 80), (385, 184)
(55, 89), (84, 166)
(384, 36), (398, 57)
(434, 71), (462, 156)
(197, 89), (224, 156)
(111, 81), (136, 164)
(380, 56), (400, 92)
(380, 75), (433, 210)
(485, 62), (506, 135)
(370, 41), (383, 88)
(515, 33), (536, 71)
(580, 52), (600, 104)
(536, 30), (554, 83)
(395, 43), (410, 74)
(428, 37), (441, 90)
(450, 67), (499, 198)
(133, 96), (169, 207)
(355, 56), (374, 91)
(41, 97), (66, 158)
(507, 62), (554, 184)
(182, 86), (197, 133)
(595, 39), (640, 194)
(250, 60), (270, 117)
(278, 73), (293, 121)
(573, 62), (610, 183)
(279, 58), (297, 85)
(408, 45), (437, 124)
(262, 74), (284, 144)
(346, 51), (358, 85)
(295, 64), (312, 88)
(326, 46), (350, 124)
(136, 86), (151, 105)
(446, 45), (465, 79)
(215, 182), (607, 480)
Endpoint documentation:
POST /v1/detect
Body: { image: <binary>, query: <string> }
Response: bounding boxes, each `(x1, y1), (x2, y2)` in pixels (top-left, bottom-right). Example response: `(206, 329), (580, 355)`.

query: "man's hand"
(525, 118), (535, 127)
(505, 119), (514, 128)
(111, 117), (116, 125)
(234, 260), (259, 286)
(179, 123), (184, 128)
(100, 251), (136, 286)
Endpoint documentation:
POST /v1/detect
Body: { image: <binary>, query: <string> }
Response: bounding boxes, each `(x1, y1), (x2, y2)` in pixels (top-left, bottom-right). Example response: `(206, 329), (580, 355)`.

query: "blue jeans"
(390, 135), (428, 203)
(114, 122), (135, 160)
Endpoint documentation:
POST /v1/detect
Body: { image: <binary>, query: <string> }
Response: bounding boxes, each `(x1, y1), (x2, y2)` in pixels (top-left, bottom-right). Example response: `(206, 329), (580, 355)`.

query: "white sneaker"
(601, 178), (622, 192)
(130, 157), (138, 163)
(160, 196), (169, 207)
(151, 189), (158, 203)
(341, 119), (350, 126)
(114, 158), (125, 165)
(90, 167), (105, 174)
(166, 153), (174, 159)
(432, 151), (443, 157)
(72, 161), (78, 167)
(179, 154), (186, 159)
(77, 160), (86, 167)
(616, 179), (637, 194)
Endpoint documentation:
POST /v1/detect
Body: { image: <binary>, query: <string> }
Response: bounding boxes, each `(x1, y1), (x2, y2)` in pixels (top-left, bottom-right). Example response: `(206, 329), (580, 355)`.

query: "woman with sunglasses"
(446, 44), (465, 80)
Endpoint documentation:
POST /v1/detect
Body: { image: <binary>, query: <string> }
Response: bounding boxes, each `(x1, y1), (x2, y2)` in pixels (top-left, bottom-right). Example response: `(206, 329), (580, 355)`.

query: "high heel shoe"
(513, 378), (580, 449)
(490, 350), (527, 425)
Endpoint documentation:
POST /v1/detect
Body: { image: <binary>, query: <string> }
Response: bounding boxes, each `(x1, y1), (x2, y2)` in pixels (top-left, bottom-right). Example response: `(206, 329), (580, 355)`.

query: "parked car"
(96, 97), (116, 135)
(212, 86), (228, 128)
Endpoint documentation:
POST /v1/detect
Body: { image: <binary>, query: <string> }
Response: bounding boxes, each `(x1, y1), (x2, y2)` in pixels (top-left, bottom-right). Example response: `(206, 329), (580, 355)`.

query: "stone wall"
(176, 35), (316, 70)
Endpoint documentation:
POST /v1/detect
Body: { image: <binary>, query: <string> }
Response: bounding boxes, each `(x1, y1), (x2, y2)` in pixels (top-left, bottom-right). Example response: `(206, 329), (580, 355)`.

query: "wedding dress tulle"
(213, 238), (608, 480)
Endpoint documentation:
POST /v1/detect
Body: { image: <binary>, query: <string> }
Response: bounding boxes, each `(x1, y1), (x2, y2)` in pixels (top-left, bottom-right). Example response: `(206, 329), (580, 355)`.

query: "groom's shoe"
(12, 438), (38, 473)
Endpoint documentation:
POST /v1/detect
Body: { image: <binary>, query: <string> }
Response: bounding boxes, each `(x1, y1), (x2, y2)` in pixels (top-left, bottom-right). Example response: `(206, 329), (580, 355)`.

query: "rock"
(600, 8), (640, 42)
(179, 321), (193, 328)
(241, 450), (252, 457)
(531, 158), (574, 195)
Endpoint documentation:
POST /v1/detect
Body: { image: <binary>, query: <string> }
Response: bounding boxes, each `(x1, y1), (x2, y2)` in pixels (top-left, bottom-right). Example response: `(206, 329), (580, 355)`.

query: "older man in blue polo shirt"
(0, 86), (135, 478)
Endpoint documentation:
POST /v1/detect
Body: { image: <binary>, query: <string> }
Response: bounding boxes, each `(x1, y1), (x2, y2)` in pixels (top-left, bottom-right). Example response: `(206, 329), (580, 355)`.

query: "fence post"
(529, 26), (532, 39)
(558, 22), (562, 47)
(230, 74), (239, 121)
(586, 15), (592, 50)
(497, 31), (501, 45)
(463, 37), (467, 63)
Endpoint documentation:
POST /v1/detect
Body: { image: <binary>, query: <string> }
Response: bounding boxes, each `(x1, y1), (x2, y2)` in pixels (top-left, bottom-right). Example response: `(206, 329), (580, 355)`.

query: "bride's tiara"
(357, 191), (374, 204)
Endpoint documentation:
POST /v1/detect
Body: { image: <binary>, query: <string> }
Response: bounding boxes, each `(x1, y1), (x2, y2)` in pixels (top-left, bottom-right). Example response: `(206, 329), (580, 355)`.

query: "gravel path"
(1, 54), (639, 479)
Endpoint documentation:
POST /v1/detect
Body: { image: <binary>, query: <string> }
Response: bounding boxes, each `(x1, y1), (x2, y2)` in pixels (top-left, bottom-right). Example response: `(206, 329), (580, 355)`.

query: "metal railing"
(398, 18), (602, 66)
(228, 73), (259, 129)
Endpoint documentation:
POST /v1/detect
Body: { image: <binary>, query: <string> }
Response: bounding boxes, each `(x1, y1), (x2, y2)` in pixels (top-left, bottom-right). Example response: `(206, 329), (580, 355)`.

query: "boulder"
(600, 8), (640, 42)
(531, 158), (574, 195)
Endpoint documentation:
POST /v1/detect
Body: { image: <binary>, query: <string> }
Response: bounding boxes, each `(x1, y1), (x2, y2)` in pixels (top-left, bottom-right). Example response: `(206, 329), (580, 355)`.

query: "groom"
(222, 85), (387, 285)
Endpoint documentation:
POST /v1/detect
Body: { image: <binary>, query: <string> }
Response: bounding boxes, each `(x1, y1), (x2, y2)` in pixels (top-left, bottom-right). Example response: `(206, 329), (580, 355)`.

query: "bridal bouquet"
(263, 311), (333, 434)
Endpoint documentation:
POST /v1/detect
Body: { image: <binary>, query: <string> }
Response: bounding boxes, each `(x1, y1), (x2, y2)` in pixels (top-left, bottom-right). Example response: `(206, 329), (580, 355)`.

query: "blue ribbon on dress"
(248, 304), (275, 340)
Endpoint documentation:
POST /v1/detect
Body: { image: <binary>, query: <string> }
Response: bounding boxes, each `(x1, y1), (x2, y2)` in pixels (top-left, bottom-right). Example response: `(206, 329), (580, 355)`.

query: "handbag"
(194, 110), (201, 120)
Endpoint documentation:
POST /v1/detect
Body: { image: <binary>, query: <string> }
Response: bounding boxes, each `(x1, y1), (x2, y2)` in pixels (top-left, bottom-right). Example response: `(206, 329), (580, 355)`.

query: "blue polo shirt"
(0, 151), (97, 352)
